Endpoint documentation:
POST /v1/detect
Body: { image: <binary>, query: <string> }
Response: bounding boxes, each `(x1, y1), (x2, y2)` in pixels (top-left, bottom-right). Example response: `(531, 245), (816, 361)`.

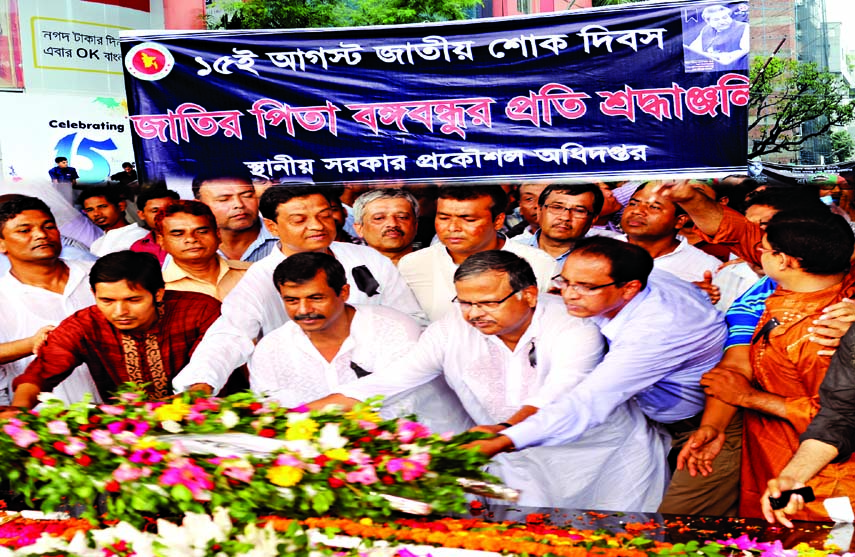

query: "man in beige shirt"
(157, 200), (249, 301)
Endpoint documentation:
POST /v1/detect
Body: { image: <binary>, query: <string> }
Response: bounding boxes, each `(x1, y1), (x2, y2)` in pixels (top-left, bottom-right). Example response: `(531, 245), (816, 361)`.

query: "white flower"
(318, 423), (348, 450)
(91, 522), (155, 556)
(36, 391), (63, 404)
(235, 523), (281, 557)
(282, 439), (320, 459)
(220, 410), (240, 429)
(161, 420), (183, 433)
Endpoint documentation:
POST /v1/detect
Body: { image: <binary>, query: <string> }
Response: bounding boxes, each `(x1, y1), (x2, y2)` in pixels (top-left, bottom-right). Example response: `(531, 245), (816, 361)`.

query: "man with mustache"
(352, 189), (419, 265)
(308, 250), (669, 511)
(80, 187), (148, 257)
(171, 185), (425, 396)
(192, 168), (278, 263)
(248, 252), (468, 432)
(0, 195), (99, 405)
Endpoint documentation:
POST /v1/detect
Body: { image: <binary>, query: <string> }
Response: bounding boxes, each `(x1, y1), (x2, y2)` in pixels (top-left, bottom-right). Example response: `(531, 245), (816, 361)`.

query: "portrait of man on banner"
(682, 3), (749, 73)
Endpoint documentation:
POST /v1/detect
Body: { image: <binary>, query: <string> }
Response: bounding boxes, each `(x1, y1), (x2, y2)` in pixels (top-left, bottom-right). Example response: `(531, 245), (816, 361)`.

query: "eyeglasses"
(452, 289), (519, 311)
(551, 274), (619, 295)
(543, 204), (592, 219)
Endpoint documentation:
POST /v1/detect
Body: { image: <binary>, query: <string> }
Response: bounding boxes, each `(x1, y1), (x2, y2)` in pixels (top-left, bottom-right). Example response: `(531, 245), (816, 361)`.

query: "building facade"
(0, 0), (204, 186)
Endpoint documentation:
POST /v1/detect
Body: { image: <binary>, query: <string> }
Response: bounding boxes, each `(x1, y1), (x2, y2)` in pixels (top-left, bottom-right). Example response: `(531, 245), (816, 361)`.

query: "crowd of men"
(1, 171), (854, 525)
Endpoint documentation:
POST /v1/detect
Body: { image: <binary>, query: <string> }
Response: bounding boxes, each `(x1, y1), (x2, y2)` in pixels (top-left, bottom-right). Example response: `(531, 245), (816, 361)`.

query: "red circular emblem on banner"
(125, 42), (175, 81)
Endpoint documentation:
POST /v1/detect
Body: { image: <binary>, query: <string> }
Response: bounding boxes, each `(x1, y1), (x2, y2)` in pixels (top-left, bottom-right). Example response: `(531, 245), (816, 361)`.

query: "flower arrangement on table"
(3, 509), (855, 557)
(0, 386), (497, 527)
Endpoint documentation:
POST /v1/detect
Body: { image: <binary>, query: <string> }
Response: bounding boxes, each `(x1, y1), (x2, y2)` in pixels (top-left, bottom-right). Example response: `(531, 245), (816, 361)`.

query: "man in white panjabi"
(310, 250), (669, 511)
(249, 252), (471, 434)
(0, 195), (99, 406)
(79, 187), (148, 258)
(397, 185), (557, 322)
(171, 186), (426, 396)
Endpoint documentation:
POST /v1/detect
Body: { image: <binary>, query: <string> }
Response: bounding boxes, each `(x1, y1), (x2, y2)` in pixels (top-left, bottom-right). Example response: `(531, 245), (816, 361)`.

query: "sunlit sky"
(826, 0), (854, 49)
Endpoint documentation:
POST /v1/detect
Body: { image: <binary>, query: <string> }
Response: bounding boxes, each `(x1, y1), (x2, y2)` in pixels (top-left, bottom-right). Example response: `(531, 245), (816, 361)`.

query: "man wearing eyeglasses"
(308, 250), (670, 511)
(654, 181), (855, 521)
(462, 237), (727, 508)
(516, 183), (621, 265)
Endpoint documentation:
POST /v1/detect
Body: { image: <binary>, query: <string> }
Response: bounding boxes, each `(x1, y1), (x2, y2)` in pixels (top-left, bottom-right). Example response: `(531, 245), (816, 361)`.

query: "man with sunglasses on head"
(308, 250), (669, 511)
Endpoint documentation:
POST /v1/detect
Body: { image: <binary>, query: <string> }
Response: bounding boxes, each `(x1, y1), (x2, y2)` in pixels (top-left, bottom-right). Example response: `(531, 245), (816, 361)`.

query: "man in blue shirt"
(48, 157), (78, 187)
(470, 236), (728, 511)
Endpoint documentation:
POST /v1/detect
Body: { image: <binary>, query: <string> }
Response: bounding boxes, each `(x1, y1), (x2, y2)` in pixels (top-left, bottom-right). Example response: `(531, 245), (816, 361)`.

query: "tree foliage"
(207, 0), (482, 29)
(748, 57), (855, 159)
(830, 130), (855, 163)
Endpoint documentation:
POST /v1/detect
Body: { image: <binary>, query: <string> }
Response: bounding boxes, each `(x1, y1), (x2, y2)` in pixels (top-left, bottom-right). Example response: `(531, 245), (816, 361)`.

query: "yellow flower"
(324, 448), (350, 461)
(267, 465), (304, 487)
(344, 407), (381, 424)
(133, 437), (161, 450)
(285, 419), (319, 441)
(359, 518), (373, 526)
(154, 399), (190, 422)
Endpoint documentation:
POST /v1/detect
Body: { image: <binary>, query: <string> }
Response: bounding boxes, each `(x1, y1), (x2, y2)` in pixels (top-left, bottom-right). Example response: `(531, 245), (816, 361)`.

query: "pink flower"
(106, 419), (149, 437)
(289, 404), (310, 413)
(59, 437), (86, 456)
(46, 420), (70, 436)
(90, 429), (114, 446)
(274, 454), (303, 468)
(376, 431), (394, 441)
(348, 448), (372, 466)
(191, 398), (219, 412)
(386, 458), (427, 481)
(159, 458), (214, 501)
(118, 392), (141, 402)
(345, 465), (379, 485)
(358, 420), (378, 431)
(223, 464), (254, 483)
(113, 463), (151, 483)
(129, 448), (164, 465)
(396, 420), (431, 443)
(3, 422), (39, 448)
(188, 399), (219, 425)
(98, 405), (125, 416)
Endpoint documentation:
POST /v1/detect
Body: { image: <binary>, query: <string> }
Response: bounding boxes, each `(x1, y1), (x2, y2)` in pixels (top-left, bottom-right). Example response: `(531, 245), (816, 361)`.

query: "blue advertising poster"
(120, 0), (750, 186)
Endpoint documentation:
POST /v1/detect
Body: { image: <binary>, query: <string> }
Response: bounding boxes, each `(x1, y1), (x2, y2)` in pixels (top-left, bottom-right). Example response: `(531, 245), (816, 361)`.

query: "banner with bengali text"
(120, 0), (750, 186)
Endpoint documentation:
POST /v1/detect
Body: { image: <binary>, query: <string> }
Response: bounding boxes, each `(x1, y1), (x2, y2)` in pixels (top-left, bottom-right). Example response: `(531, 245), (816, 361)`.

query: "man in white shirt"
(398, 185), (557, 322)
(171, 186), (425, 395)
(464, 237), (727, 506)
(352, 189), (419, 266)
(622, 182), (724, 303)
(192, 169), (278, 263)
(516, 183), (621, 265)
(0, 196), (98, 405)
(249, 252), (469, 433)
(80, 187), (149, 257)
(309, 250), (669, 511)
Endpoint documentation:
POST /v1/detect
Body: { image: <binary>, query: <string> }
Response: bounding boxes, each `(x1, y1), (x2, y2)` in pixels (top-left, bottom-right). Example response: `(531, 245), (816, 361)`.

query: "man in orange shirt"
(659, 181), (855, 521)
